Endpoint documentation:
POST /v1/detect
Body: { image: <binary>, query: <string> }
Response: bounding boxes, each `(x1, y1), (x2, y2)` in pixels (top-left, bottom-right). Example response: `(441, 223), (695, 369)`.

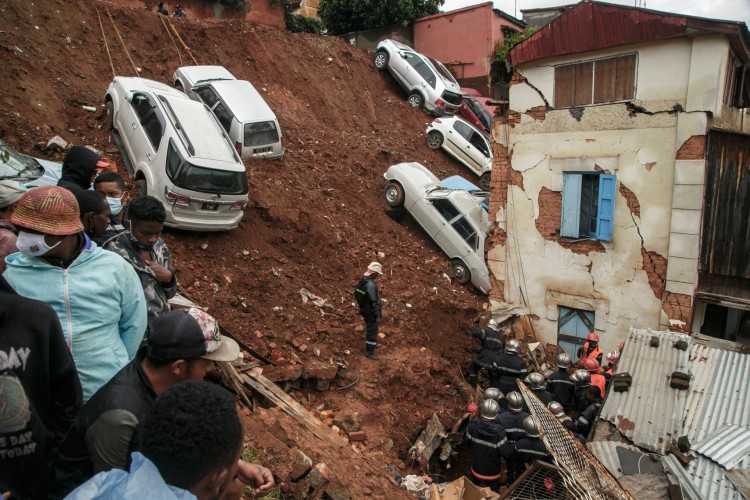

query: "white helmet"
(507, 391), (524, 412)
(547, 401), (565, 418)
(556, 352), (572, 369)
(367, 261), (382, 274)
(523, 416), (541, 438)
(488, 319), (499, 330)
(480, 399), (500, 420)
(484, 387), (504, 402)
(506, 338), (521, 354)
(526, 372), (546, 390)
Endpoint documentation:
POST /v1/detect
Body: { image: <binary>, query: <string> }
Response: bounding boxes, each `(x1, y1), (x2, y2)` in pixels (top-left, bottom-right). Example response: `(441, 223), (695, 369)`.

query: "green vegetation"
(493, 26), (540, 63)
(270, 0), (325, 34)
(317, 0), (444, 36)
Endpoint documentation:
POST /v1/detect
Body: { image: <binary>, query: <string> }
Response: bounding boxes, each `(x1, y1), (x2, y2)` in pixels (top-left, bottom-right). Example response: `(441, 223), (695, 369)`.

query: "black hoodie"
(0, 277), (82, 498)
(57, 146), (100, 193)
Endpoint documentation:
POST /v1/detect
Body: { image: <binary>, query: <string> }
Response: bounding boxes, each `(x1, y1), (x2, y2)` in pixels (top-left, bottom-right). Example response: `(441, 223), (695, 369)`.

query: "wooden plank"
(554, 64), (575, 108)
(243, 372), (349, 448)
(593, 57), (616, 103)
(408, 413), (446, 466)
(615, 54), (636, 101)
(573, 61), (593, 106)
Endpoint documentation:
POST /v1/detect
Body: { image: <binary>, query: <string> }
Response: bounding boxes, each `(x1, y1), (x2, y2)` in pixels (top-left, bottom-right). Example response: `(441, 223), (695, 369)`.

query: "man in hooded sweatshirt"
(57, 146), (106, 194)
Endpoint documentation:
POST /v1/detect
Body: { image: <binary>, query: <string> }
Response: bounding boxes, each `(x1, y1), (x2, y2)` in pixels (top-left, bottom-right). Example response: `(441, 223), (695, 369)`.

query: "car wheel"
(452, 259), (471, 284)
(136, 179), (147, 197)
(479, 172), (491, 191)
(426, 131), (444, 150)
(105, 99), (114, 130)
(374, 50), (389, 70)
(408, 93), (424, 109)
(384, 182), (405, 208)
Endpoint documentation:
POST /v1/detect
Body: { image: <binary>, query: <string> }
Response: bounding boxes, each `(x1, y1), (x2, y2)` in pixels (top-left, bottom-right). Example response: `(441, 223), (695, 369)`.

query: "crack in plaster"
(518, 70), (550, 108)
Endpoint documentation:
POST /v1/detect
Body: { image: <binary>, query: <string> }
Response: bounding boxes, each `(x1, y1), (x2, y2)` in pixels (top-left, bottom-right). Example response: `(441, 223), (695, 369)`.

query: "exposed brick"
(618, 184), (641, 219)
(287, 447), (313, 481)
(303, 363), (338, 380)
(675, 135), (706, 160)
(641, 248), (667, 300)
(525, 105), (548, 121)
(661, 291), (693, 332)
(264, 365), (303, 383)
(348, 431), (366, 442)
(534, 188), (605, 255)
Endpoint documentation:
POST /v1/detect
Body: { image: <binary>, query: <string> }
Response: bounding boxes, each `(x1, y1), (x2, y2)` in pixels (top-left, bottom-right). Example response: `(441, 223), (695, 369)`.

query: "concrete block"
(666, 257), (697, 284)
(304, 363), (338, 380)
(287, 447), (313, 481)
(667, 233), (699, 259)
(665, 280), (695, 295)
(306, 463), (331, 489)
(264, 366), (303, 382)
(671, 185), (703, 210)
(674, 160), (705, 185)
(670, 209), (701, 235)
(325, 481), (351, 500)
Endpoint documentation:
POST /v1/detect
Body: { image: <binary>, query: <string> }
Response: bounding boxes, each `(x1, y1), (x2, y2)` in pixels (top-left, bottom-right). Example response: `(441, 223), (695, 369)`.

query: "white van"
(173, 66), (284, 160)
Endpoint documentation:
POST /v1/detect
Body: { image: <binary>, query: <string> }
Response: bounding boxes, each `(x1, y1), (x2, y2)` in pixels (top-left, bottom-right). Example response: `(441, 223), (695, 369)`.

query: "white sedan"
(426, 116), (492, 190)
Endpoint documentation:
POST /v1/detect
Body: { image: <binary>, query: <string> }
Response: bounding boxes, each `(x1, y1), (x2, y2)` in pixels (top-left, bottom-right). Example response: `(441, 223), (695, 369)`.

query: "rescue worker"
(604, 350), (619, 382)
(484, 387), (507, 414)
(354, 262), (383, 360)
(467, 346), (499, 388)
(470, 319), (503, 353)
(577, 332), (603, 366)
(156, 1), (168, 15)
(464, 399), (511, 492)
(547, 401), (575, 432)
(575, 386), (602, 439)
(547, 352), (575, 410)
(516, 416), (552, 466)
(572, 369), (592, 414)
(525, 372), (554, 406)
(497, 391), (528, 485)
(584, 358), (606, 398)
(493, 339), (528, 394)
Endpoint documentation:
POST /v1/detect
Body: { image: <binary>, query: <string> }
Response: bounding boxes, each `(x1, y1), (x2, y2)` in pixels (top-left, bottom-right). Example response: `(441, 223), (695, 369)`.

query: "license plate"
(202, 202), (219, 211)
(254, 146), (272, 154)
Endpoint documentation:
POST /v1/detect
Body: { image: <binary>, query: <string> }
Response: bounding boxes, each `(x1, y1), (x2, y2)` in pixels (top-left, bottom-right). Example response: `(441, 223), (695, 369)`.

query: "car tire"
(426, 131), (444, 150)
(384, 182), (405, 208)
(136, 179), (148, 197)
(451, 259), (471, 284)
(105, 99), (114, 130)
(374, 50), (389, 70)
(479, 172), (491, 191)
(408, 93), (424, 109)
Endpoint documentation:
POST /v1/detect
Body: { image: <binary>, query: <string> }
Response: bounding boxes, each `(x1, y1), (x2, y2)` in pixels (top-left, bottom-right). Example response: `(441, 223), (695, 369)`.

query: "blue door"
(558, 306), (595, 359)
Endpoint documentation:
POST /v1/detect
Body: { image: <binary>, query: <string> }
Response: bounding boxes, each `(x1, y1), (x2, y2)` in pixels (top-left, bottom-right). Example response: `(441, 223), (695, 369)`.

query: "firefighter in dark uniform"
(497, 391), (529, 485)
(526, 372), (554, 406)
(575, 386), (602, 440)
(493, 339), (528, 394)
(464, 399), (513, 492)
(470, 318), (503, 352)
(354, 262), (382, 360)
(547, 352), (575, 410)
(516, 416), (552, 466)
(572, 369), (593, 414)
(467, 319), (503, 387)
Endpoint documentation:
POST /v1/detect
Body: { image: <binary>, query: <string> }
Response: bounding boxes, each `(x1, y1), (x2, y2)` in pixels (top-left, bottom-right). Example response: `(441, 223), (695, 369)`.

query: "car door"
(402, 52), (430, 91)
(127, 93), (164, 169)
(429, 198), (473, 261)
(465, 130), (492, 174)
(446, 120), (476, 170)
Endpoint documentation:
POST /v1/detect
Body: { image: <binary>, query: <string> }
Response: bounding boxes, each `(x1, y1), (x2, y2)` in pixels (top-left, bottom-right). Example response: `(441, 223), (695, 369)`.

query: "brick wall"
(535, 187), (605, 255)
(675, 135), (706, 160)
(661, 291), (692, 332)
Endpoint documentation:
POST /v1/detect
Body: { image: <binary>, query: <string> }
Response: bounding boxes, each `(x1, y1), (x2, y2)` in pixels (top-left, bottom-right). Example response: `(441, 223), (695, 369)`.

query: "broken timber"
(408, 413), (447, 467)
(243, 371), (349, 448)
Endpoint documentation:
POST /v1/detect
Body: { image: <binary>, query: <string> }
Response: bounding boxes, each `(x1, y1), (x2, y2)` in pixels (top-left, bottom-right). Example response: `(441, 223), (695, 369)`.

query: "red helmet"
(606, 350), (620, 363)
(584, 358), (600, 373)
(587, 332), (600, 342)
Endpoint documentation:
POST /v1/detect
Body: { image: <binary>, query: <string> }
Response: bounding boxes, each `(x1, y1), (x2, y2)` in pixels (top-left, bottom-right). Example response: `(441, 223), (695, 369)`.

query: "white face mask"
(16, 231), (61, 257)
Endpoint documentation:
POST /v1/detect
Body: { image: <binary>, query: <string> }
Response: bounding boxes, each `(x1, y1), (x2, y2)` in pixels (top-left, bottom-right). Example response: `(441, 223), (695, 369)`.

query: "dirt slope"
(0, 0), (487, 492)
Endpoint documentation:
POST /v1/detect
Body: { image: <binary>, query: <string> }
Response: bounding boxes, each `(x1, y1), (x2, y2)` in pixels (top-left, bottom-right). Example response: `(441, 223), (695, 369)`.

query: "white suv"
(374, 39), (462, 115)
(105, 77), (248, 232)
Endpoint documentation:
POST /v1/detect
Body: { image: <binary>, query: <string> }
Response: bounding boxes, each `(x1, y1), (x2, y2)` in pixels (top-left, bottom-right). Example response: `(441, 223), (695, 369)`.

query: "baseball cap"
(10, 185), (84, 235)
(147, 308), (240, 362)
(0, 180), (26, 208)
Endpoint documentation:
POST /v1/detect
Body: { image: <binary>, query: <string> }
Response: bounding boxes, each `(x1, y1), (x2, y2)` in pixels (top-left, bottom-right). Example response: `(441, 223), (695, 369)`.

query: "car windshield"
(466, 98), (483, 115)
(244, 121), (279, 147)
(166, 141), (247, 195)
(0, 139), (43, 180)
(428, 57), (459, 85)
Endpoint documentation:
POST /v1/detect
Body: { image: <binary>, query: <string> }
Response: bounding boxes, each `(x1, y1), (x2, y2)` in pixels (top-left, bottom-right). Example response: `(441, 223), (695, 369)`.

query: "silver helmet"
(487, 318), (500, 330)
(572, 369), (591, 386)
(557, 352), (572, 369)
(527, 372), (546, 390)
(480, 399), (500, 420)
(523, 415), (541, 437)
(507, 391), (524, 412)
(547, 401), (565, 418)
(506, 338), (521, 354)
(484, 387), (504, 402)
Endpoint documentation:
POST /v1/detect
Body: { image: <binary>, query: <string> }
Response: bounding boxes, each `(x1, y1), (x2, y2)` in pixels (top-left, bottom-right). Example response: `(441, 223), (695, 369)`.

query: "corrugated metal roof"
(664, 454), (749, 500)
(693, 425), (750, 469)
(724, 468), (750, 499)
(510, 1), (750, 65)
(587, 441), (654, 479)
(598, 328), (690, 453)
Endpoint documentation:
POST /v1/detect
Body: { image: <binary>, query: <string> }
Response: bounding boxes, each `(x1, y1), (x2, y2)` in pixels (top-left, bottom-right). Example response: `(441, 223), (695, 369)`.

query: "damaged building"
(488, 0), (750, 355)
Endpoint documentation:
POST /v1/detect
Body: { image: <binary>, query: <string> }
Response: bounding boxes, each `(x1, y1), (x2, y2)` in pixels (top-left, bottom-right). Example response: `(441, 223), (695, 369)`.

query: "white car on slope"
(384, 162), (492, 294)
(426, 116), (493, 190)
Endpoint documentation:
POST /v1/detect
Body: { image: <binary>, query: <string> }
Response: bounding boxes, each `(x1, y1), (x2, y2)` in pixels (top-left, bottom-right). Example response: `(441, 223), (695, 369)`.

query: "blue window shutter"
(596, 174), (616, 241)
(561, 173), (582, 237)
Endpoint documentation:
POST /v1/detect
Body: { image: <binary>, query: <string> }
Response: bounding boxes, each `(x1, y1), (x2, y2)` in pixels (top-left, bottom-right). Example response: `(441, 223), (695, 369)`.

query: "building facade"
(488, 1), (750, 355)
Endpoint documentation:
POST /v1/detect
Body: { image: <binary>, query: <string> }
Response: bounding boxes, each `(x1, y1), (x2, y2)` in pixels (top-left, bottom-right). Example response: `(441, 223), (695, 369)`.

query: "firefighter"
(467, 347), (499, 388)
(493, 339), (528, 394)
(470, 318), (503, 353)
(547, 401), (574, 432)
(584, 358), (606, 398)
(516, 416), (552, 466)
(572, 369), (593, 414)
(547, 352), (575, 410)
(464, 399), (512, 492)
(603, 350), (619, 382)
(484, 387), (507, 414)
(575, 386), (602, 439)
(525, 372), (554, 406)
(577, 332), (603, 366)
(497, 391), (528, 485)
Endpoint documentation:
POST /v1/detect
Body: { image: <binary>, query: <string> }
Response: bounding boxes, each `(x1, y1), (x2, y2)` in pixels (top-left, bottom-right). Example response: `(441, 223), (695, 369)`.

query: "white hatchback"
(426, 116), (493, 191)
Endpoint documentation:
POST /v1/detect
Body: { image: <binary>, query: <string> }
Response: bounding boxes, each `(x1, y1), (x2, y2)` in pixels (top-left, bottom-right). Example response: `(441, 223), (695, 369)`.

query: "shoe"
(365, 352), (380, 360)
(374, 343), (383, 349)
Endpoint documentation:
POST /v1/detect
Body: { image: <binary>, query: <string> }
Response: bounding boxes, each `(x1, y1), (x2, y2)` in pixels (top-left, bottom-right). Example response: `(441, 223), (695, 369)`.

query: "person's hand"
(146, 260), (173, 284)
(236, 460), (274, 497)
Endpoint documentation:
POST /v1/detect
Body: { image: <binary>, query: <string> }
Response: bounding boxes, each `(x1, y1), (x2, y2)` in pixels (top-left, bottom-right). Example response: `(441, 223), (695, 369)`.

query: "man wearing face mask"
(75, 190), (112, 246)
(104, 195), (176, 321)
(3, 186), (147, 402)
(94, 172), (128, 243)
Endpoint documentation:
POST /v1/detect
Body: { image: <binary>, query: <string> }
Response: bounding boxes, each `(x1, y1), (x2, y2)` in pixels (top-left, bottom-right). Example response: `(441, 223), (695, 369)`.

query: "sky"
(441, 0), (750, 26)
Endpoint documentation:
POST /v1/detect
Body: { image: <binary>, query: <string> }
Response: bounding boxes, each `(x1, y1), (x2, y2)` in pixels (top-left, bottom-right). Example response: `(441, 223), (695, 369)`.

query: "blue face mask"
(130, 236), (154, 252)
(107, 196), (123, 216)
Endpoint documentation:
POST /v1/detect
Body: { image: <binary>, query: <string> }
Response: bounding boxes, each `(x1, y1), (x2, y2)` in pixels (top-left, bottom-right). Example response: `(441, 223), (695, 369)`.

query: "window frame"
(554, 53), (637, 108)
(560, 172), (616, 242)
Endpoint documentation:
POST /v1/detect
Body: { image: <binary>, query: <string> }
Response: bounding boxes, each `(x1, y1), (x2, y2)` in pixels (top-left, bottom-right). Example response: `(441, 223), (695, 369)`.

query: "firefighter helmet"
(573, 369), (591, 385)
(547, 401), (565, 418)
(507, 391), (524, 412)
(584, 358), (600, 373)
(557, 352), (572, 369)
(488, 318), (499, 330)
(523, 416), (541, 437)
(587, 332), (600, 342)
(526, 372), (546, 390)
(484, 387), (503, 402)
(480, 399), (500, 420)
(506, 338), (521, 354)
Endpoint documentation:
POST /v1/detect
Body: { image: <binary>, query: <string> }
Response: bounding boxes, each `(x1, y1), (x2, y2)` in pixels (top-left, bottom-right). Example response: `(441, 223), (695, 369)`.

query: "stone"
(315, 379), (330, 391)
(304, 363), (338, 380)
(377, 333), (386, 339)
(677, 436), (690, 453)
(46, 135), (68, 151)
(319, 409), (334, 419)
(650, 336), (660, 348)
(348, 431), (366, 442)
(307, 463), (331, 489)
(337, 415), (360, 433)
(263, 365), (303, 383)
(254, 330), (263, 338)
(322, 417), (334, 427)
(325, 482), (350, 500)
(287, 447), (313, 481)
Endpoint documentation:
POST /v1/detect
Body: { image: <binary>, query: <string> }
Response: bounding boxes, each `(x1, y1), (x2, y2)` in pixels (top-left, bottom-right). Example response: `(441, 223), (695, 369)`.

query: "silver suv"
(374, 39), (462, 115)
(105, 77), (248, 232)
